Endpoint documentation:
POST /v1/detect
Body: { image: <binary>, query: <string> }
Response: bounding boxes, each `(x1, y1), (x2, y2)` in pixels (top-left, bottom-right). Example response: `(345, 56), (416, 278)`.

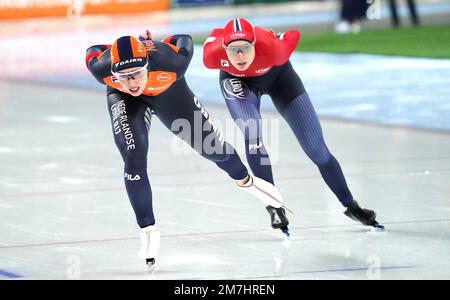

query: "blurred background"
(0, 0), (449, 130)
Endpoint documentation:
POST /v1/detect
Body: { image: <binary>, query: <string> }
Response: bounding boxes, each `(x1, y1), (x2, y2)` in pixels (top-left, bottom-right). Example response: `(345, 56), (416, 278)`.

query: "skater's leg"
(279, 94), (383, 227)
(270, 62), (353, 207)
(220, 76), (289, 233)
(270, 62), (383, 228)
(277, 92), (354, 207)
(221, 77), (275, 184)
(107, 91), (155, 228)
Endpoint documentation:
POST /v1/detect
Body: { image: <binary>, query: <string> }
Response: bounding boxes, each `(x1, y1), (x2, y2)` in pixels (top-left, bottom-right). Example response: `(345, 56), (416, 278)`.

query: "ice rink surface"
(0, 81), (449, 279)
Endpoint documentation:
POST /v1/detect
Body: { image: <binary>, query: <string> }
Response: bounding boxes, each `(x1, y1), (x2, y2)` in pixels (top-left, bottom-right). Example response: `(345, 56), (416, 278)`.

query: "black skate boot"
(146, 258), (156, 268)
(344, 200), (384, 230)
(266, 206), (290, 237)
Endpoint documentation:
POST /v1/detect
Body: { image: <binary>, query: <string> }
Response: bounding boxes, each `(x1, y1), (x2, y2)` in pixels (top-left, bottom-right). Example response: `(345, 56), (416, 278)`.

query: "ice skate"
(266, 206), (290, 238)
(138, 225), (160, 268)
(237, 176), (295, 214)
(344, 200), (384, 230)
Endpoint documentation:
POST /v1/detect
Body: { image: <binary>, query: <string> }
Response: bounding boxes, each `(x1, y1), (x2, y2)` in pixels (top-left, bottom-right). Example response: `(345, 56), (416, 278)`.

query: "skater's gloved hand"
(139, 29), (154, 50)
(139, 29), (152, 41)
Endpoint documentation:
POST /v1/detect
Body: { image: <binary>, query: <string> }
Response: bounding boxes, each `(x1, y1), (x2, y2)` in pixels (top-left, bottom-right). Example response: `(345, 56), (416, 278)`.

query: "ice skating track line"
(190, 265), (417, 280)
(0, 218), (448, 250)
(0, 269), (23, 279)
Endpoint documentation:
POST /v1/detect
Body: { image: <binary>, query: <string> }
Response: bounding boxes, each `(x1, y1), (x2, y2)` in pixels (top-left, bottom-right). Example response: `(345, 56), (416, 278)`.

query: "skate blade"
(371, 222), (385, 231)
(282, 204), (295, 215)
(281, 228), (291, 239)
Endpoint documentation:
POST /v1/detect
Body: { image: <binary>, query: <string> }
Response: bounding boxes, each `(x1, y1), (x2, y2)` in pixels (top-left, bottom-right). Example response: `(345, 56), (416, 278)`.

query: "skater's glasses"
(112, 63), (148, 82)
(224, 43), (254, 56)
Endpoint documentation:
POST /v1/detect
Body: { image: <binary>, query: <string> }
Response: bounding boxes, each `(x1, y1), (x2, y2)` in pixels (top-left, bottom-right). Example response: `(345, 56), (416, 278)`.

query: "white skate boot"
(137, 225), (160, 268)
(237, 176), (295, 215)
(237, 175), (283, 208)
